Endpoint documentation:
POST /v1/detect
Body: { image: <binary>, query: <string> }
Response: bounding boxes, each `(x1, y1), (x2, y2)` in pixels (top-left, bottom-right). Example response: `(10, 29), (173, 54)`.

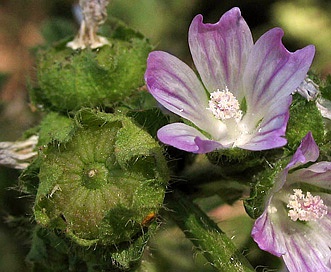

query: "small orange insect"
(141, 212), (157, 226)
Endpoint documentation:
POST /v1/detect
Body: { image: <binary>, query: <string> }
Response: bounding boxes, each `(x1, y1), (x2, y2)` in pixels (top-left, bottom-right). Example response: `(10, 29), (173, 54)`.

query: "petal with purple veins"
(145, 51), (220, 137)
(157, 123), (222, 153)
(238, 99), (290, 150)
(287, 132), (319, 169)
(253, 201), (331, 271)
(188, 7), (253, 97)
(243, 28), (315, 127)
(251, 208), (287, 257)
(287, 162), (331, 190)
(281, 225), (331, 272)
(270, 132), (319, 192)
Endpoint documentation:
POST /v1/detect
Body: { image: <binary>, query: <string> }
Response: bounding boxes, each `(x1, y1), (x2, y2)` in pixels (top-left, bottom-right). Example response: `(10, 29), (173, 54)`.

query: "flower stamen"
(287, 189), (328, 222)
(207, 88), (242, 122)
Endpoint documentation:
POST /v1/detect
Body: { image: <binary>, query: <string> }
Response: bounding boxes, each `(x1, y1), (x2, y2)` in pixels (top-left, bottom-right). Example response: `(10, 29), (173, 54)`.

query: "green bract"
(34, 109), (169, 246)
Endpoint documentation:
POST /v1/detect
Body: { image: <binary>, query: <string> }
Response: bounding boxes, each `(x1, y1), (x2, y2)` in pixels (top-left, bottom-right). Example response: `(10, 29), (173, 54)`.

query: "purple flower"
(145, 7), (315, 153)
(252, 132), (331, 272)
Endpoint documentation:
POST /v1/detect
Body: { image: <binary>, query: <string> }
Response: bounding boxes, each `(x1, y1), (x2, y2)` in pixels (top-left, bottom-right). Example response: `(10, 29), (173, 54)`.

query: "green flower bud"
(34, 109), (169, 246)
(31, 21), (152, 112)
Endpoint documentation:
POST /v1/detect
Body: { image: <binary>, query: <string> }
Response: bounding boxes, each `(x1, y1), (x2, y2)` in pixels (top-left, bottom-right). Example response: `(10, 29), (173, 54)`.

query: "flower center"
(207, 88), (242, 122)
(287, 189), (328, 222)
(82, 164), (108, 190)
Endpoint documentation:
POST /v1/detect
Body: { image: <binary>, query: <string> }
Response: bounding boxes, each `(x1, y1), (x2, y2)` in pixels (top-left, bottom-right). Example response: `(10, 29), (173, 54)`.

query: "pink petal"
(281, 220), (331, 272)
(188, 7), (253, 98)
(157, 123), (222, 153)
(243, 28), (315, 131)
(252, 204), (331, 272)
(244, 28), (315, 111)
(145, 51), (220, 137)
(251, 209), (287, 257)
(287, 162), (331, 190)
(269, 132), (319, 192)
(287, 132), (319, 169)
(238, 100), (290, 150)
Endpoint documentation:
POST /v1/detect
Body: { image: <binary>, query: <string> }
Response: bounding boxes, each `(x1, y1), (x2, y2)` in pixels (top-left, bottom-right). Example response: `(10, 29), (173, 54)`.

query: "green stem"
(166, 190), (254, 272)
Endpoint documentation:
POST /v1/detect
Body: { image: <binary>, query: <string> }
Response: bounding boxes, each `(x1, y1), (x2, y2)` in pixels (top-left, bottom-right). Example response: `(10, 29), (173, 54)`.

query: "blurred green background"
(0, 0), (330, 271)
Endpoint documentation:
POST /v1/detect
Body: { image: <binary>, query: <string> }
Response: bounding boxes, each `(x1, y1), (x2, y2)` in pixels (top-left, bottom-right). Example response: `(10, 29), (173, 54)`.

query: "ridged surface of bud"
(34, 109), (169, 246)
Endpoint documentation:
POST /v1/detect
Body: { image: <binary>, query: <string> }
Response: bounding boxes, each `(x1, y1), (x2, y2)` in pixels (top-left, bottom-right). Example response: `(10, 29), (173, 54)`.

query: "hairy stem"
(166, 190), (254, 272)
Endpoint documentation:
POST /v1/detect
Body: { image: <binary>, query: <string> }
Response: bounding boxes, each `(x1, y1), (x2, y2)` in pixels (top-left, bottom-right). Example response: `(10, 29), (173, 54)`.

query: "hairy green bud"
(34, 109), (169, 246)
(31, 20), (152, 112)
